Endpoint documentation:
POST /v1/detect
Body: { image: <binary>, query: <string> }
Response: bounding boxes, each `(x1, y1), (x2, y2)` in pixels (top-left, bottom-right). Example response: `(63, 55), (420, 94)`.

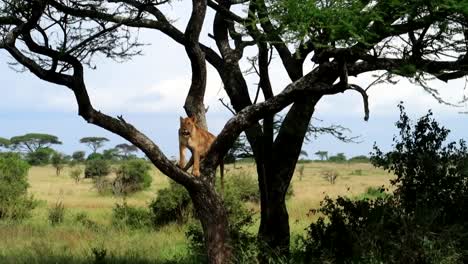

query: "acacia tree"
(2, 0), (468, 262)
(115, 143), (138, 159)
(79, 137), (109, 153)
(9, 133), (62, 153)
(315, 151), (328, 161)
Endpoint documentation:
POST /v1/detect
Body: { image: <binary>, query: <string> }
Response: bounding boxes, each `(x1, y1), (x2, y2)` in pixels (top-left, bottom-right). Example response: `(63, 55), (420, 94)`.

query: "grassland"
(0, 162), (393, 263)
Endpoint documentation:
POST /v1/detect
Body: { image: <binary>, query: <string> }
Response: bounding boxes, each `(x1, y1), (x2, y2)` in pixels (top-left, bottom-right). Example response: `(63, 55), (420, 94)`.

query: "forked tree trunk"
(256, 98), (318, 261)
(190, 182), (232, 264)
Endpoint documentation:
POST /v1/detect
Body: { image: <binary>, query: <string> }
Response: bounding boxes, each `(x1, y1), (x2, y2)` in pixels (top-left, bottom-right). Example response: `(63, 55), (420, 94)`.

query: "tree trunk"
(190, 182), (232, 264)
(258, 184), (290, 260)
(257, 97), (319, 261)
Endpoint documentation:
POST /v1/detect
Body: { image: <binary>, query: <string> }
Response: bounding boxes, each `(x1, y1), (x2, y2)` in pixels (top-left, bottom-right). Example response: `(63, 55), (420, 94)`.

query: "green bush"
(224, 172), (259, 203)
(72, 151), (86, 162)
(51, 152), (66, 176)
(112, 202), (151, 229)
(26, 147), (55, 165)
(93, 176), (113, 195)
(149, 180), (191, 227)
(74, 211), (98, 229)
(224, 171), (293, 203)
(294, 196), (463, 264)
(112, 159), (152, 195)
(87, 152), (104, 161)
(48, 201), (65, 225)
(354, 186), (391, 200)
(69, 167), (83, 183)
(0, 153), (36, 220)
(295, 105), (468, 263)
(84, 159), (110, 178)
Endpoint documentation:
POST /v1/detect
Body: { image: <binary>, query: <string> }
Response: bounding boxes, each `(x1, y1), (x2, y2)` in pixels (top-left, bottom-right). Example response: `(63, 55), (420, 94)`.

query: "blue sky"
(1, 3), (468, 160)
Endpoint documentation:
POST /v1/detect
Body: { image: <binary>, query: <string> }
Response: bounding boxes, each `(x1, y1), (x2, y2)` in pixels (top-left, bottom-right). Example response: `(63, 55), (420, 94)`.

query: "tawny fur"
(178, 116), (224, 189)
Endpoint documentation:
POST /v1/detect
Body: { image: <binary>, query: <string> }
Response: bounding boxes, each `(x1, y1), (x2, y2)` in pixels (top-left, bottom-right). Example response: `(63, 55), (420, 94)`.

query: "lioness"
(179, 116), (224, 187)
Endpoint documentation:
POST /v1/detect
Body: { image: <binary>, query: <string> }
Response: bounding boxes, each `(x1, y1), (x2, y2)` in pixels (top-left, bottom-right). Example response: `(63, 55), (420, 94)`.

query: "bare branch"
(218, 98), (236, 115)
(349, 84), (370, 121)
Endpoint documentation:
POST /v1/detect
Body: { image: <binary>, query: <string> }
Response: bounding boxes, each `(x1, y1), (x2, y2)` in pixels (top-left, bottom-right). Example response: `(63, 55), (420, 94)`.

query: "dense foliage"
(71, 151), (86, 162)
(295, 106), (468, 263)
(149, 180), (192, 227)
(84, 159), (110, 178)
(0, 153), (36, 220)
(112, 202), (151, 229)
(113, 159), (152, 195)
(25, 147), (55, 166)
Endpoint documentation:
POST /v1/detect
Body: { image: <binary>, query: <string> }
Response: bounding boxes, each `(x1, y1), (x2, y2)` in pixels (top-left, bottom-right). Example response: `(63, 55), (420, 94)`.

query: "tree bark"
(190, 182), (232, 264)
(258, 96), (319, 260)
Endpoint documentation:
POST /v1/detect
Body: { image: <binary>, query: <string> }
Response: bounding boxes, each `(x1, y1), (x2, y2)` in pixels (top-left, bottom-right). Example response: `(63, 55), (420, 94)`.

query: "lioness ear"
(180, 116), (183, 124)
(191, 116), (197, 123)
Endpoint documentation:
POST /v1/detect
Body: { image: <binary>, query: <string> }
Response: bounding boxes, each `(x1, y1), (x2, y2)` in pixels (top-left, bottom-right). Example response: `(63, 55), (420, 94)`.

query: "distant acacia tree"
(315, 151), (328, 161)
(79, 137), (109, 154)
(103, 148), (120, 161)
(115, 143), (138, 159)
(9, 133), (62, 154)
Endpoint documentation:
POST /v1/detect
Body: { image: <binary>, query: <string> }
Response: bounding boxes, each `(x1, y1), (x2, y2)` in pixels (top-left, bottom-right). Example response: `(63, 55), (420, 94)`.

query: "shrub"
(48, 201), (65, 225)
(295, 105), (468, 263)
(87, 152), (104, 161)
(93, 176), (113, 195)
(69, 167), (83, 183)
(320, 169), (338, 184)
(224, 171), (293, 203)
(0, 153), (36, 220)
(112, 202), (151, 229)
(51, 152), (66, 176)
(74, 211), (98, 229)
(72, 151), (86, 163)
(112, 159), (152, 195)
(224, 172), (260, 203)
(26, 147), (55, 165)
(149, 180), (191, 227)
(294, 196), (464, 264)
(371, 105), (468, 219)
(84, 159), (110, 178)
(354, 186), (391, 200)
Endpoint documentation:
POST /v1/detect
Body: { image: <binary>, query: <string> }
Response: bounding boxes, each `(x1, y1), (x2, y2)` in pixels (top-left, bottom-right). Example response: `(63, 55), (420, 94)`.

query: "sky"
(1, 2), (468, 160)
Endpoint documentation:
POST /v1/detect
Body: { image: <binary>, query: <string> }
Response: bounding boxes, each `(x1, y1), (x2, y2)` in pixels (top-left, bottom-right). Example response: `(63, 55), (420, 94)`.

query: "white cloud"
(44, 65), (226, 114)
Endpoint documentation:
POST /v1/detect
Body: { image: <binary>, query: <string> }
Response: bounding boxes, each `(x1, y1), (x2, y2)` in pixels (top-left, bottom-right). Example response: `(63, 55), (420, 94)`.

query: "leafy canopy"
(9, 133), (61, 153)
(79, 137), (109, 153)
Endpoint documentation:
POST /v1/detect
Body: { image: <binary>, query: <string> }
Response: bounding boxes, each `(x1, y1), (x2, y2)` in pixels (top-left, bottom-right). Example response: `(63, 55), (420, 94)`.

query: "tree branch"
(183, 0), (209, 130)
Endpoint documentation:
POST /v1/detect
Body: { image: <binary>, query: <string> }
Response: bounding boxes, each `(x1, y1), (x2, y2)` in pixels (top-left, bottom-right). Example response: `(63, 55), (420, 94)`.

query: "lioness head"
(179, 116), (197, 137)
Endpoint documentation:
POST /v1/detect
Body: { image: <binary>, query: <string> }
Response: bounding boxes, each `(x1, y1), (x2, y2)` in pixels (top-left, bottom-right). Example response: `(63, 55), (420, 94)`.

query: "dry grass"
(0, 162), (393, 263)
